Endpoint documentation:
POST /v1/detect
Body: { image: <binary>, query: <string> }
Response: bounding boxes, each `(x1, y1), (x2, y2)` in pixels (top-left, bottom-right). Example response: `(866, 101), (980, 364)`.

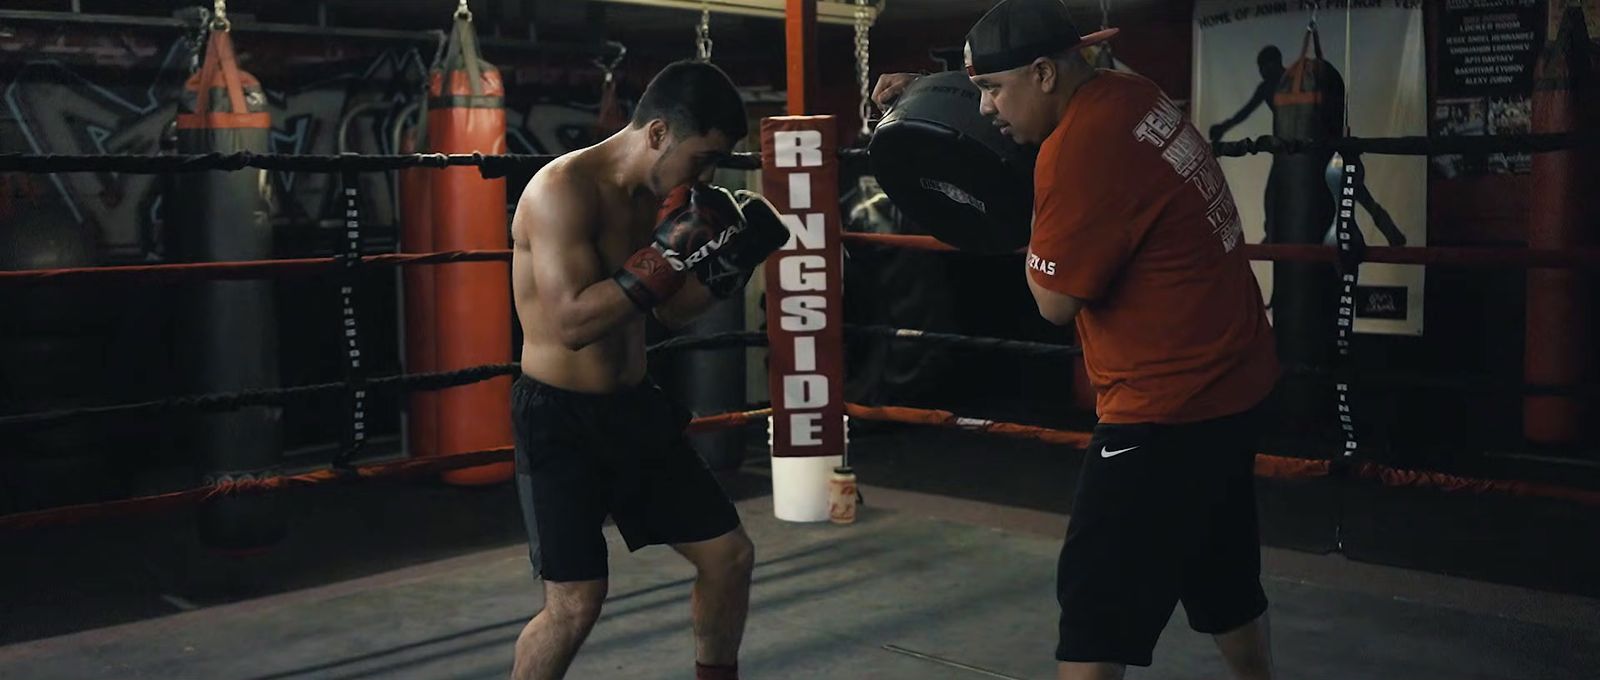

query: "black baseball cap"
(963, 0), (1120, 77)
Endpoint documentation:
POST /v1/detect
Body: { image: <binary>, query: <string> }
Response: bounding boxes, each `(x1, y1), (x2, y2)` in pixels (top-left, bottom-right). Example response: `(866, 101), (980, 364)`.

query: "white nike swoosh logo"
(1101, 445), (1140, 458)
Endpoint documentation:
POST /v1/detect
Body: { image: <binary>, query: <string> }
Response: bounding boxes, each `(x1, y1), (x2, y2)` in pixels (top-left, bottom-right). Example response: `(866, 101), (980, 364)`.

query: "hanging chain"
(211, 0), (230, 30)
(853, 0), (873, 134)
(456, 0), (473, 21)
(696, 1), (713, 62)
(1086, 0), (1111, 67)
(188, 8), (211, 71)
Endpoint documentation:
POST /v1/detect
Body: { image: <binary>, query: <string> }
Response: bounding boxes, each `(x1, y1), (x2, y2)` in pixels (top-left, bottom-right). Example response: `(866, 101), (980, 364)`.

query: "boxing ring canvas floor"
(3, 484), (1598, 680)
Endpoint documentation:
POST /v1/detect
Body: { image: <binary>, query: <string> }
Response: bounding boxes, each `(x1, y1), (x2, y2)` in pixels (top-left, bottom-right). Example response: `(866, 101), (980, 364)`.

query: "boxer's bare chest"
(591, 186), (658, 271)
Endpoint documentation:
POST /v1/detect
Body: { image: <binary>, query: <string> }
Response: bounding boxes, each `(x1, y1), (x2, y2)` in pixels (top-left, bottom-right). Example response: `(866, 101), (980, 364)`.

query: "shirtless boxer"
(507, 60), (788, 680)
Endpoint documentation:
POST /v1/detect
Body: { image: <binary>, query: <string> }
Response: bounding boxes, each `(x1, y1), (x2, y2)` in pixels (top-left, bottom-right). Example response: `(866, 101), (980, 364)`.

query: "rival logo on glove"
(612, 183), (747, 310)
(662, 220), (744, 273)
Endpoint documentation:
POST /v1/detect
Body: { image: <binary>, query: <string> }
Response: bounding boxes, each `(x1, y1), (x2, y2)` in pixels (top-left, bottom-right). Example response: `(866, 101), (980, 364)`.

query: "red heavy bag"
(1523, 7), (1597, 445)
(425, 12), (513, 485)
(398, 119), (438, 461)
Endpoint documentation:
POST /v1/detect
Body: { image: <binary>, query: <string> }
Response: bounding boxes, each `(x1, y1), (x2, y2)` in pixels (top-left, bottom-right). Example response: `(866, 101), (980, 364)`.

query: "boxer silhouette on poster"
(1209, 35), (1411, 433)
(1208, 45), (1407, 250)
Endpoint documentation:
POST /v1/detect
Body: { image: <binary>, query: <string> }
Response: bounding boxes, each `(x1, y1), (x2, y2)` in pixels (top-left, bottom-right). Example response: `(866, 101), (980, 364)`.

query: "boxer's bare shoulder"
(511, 148), (651, 392)
(513, 152), (600, 248)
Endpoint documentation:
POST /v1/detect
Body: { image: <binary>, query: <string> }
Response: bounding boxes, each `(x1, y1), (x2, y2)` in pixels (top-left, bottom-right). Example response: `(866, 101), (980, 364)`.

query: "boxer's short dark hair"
(632, 60), (748, 142)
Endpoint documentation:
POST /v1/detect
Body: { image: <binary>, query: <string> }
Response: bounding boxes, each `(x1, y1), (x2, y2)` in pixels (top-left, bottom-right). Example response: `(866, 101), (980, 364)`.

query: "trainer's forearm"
(1025, 266), (1084, 327)
(553, 280), (642, 350)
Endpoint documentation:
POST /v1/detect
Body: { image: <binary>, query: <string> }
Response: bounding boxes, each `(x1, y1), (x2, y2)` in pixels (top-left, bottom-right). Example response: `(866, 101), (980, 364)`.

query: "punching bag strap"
(1290, 17), (1327, 90)
(429, 9), (500, 110)
(1276, 18), (1332, 121)
(415, 29), (449, 151)
(198, 1), (244, 116)
(335, 165), (370, 468)
(192, 32), (220, 116)
(182, 21), (268, 131)
(1301, 20), (1325, 63)
(192, 2), (248, 119)
(214, 32), (249, 117)
(451, 11), (485, 98)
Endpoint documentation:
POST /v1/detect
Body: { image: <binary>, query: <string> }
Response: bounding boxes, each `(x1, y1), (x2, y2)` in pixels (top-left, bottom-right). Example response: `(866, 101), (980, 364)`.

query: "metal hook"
(210, 0), (231, 31)
(592, 41), (626, 85)
(603, 41), (627, 72)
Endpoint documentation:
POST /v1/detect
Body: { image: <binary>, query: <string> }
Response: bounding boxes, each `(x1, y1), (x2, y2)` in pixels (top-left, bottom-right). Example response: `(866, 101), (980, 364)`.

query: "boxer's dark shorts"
(512, 374), (741, 582)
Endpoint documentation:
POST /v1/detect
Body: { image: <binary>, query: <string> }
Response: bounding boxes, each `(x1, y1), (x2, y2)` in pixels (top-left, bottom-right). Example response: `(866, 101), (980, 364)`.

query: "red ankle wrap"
(695, 662), (739, 680)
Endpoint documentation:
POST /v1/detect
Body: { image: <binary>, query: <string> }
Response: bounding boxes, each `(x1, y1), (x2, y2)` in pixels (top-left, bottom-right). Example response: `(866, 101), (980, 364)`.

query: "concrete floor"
(3, 481), (1598, 680)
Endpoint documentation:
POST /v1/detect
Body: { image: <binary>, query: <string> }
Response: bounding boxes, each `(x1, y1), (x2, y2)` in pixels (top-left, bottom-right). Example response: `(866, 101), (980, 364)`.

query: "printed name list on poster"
(1433, 0), (1544, 177)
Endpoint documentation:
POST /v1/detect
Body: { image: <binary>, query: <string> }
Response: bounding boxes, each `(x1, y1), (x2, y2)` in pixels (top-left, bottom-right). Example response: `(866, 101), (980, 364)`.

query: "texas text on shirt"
(1027, 70), (1279, 425)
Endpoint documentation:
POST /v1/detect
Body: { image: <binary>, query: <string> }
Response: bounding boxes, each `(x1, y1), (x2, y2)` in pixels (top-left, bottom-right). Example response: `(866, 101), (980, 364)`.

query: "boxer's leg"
(673, 526), (755, 671)
(614, 433), (750, 673)
(512, 579), (607, 680)
(510, 376), (613, 680)
(1212, 612), (1275, 680)
(604, 384), (748, 675)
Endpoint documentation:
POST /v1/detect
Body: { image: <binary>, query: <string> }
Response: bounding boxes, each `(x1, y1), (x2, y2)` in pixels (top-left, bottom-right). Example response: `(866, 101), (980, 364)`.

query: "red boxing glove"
(611, 184), (744, 310)
(611, 245), (684, 310)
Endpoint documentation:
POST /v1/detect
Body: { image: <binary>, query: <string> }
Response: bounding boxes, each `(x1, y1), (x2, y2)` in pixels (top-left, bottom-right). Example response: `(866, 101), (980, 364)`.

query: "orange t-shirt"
(1028, 71), (1279, 425)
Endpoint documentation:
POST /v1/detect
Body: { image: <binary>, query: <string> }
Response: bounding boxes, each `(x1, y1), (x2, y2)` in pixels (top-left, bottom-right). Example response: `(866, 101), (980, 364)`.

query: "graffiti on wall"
(1, 26), (627, 262)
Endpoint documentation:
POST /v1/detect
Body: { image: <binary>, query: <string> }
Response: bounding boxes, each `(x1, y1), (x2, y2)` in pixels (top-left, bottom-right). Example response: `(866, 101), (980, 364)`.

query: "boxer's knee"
(541, 578), (607, 632)
(679, 528), (754, 581)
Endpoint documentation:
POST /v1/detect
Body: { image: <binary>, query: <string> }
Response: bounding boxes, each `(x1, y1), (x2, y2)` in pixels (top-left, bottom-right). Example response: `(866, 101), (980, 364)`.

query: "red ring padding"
(7, 400), (1598, 532)
(839, 233), (1600, 269)
(844, 403), (1091, 447)
(0, 250), (513, 286)
(841, 403), (1600, 506)
(0, 408), (773, 531)
(6, 237), (1597, 289)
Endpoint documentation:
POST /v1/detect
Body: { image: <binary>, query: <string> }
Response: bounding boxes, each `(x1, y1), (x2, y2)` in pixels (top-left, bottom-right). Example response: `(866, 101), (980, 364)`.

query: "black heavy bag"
(170, 27), (285, 552)
(1267, 26), (1345, 429)
(868, 70), (1036, 254)
(839, 177), (956, 407)
(680, 289), (747, 471)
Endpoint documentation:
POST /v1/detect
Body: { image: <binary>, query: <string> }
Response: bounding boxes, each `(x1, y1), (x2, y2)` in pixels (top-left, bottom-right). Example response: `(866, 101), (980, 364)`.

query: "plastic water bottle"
(828, 466), (857, 524)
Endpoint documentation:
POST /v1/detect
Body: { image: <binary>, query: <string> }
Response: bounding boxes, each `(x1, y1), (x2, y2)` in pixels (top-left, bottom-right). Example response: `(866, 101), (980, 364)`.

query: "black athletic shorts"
(1055, 406), (1269, 667)
(511, 374), (742, 582)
